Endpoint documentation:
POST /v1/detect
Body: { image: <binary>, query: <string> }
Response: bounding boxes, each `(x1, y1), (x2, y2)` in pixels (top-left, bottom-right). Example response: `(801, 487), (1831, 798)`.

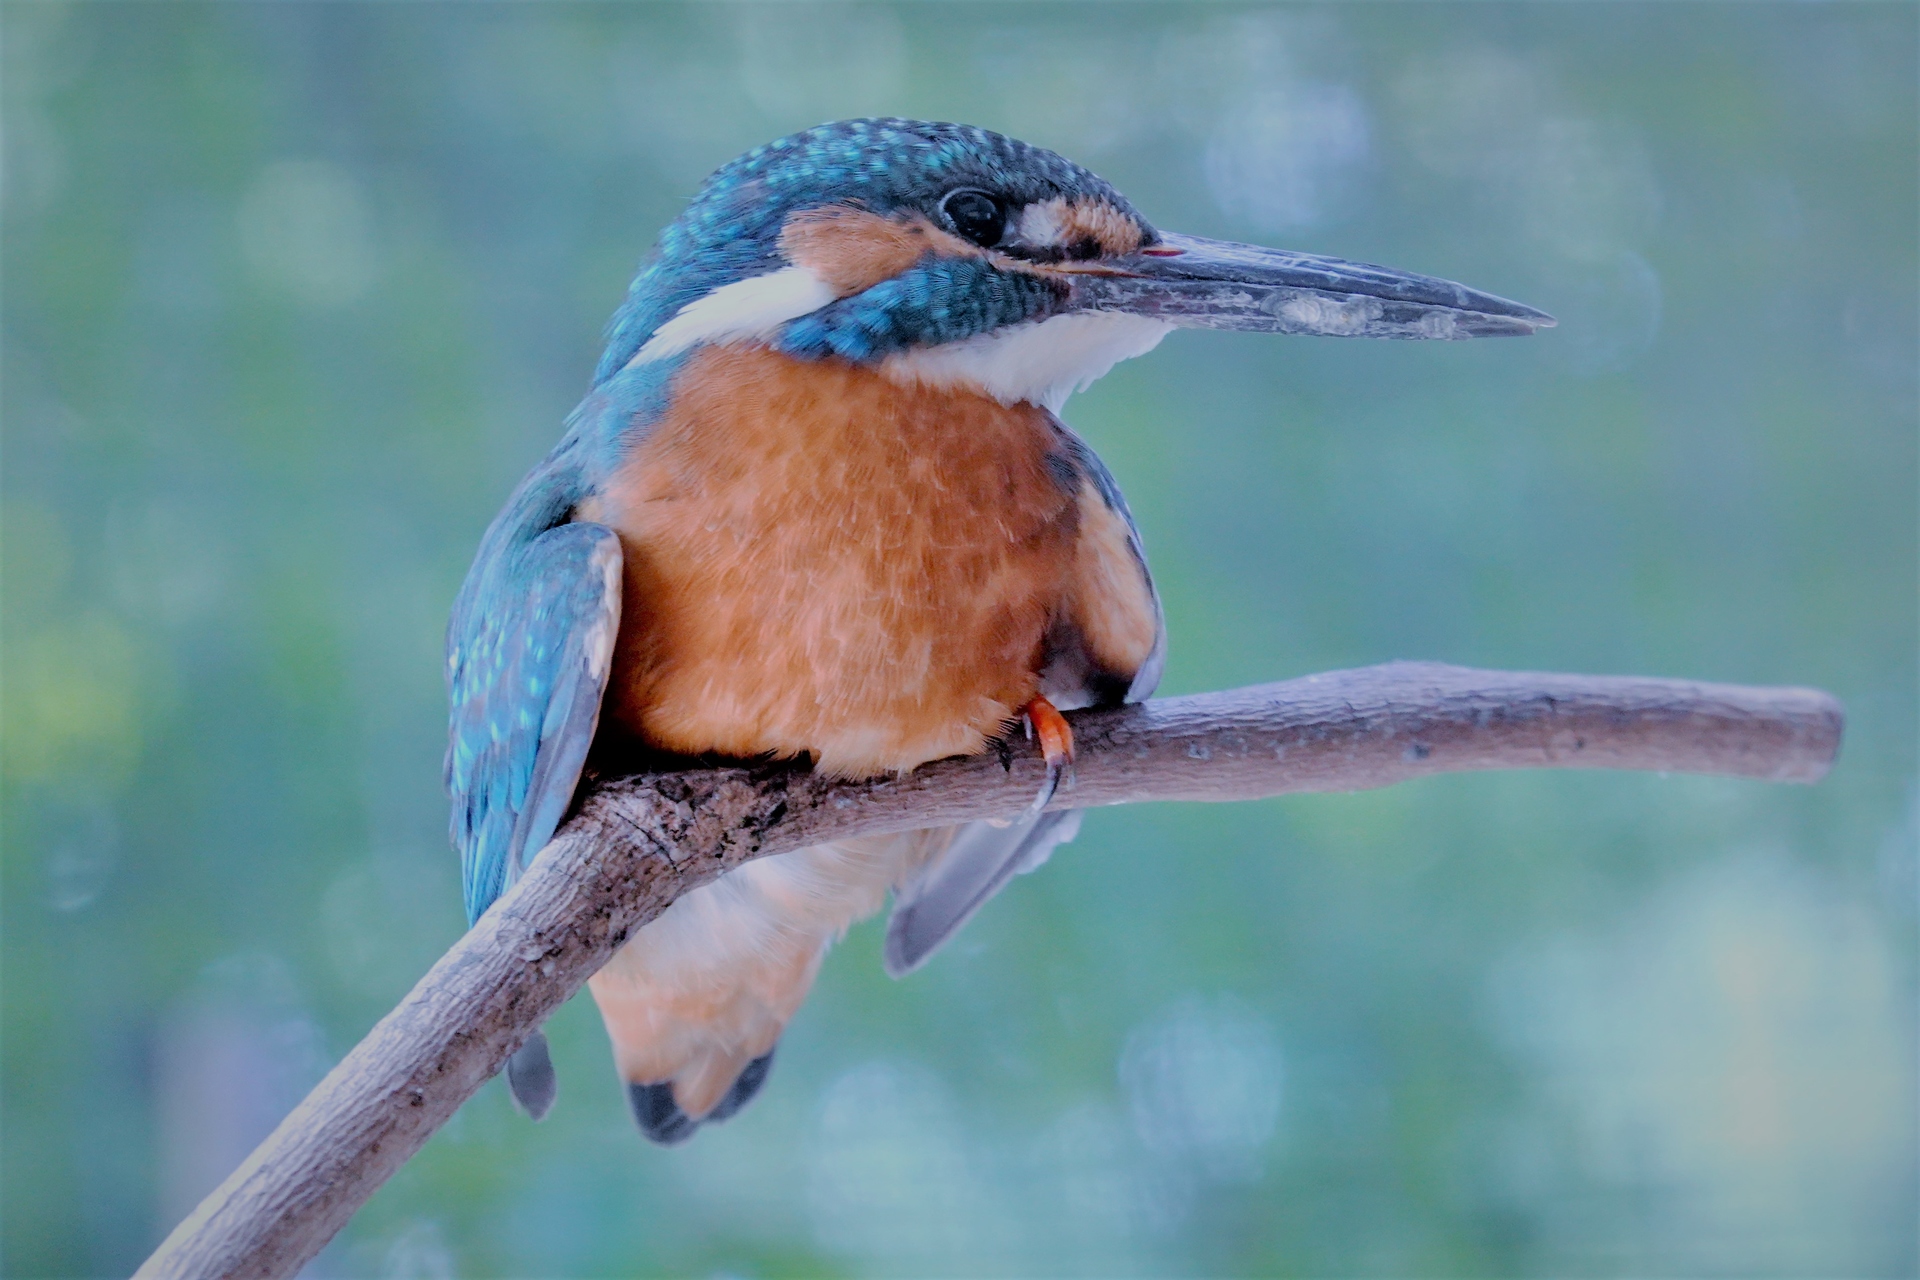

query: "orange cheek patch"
(778, 206), (985, 296)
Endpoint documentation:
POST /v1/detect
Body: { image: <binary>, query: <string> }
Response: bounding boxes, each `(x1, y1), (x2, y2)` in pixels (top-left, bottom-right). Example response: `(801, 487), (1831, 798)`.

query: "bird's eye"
(940, 189), (1007, 249)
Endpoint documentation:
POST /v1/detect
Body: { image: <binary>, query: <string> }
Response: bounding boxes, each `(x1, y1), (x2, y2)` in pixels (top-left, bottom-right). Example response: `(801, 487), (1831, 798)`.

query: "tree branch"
(135, 662), (1842, 1279)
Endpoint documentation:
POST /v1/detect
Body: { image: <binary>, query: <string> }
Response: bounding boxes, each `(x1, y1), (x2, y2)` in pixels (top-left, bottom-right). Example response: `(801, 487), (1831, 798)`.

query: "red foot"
(1024, 695), (1075, 810)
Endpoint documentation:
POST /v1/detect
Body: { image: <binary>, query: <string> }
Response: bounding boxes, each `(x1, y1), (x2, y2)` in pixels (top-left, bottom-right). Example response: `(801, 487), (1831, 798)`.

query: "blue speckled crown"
(594, 119), (1148, 383)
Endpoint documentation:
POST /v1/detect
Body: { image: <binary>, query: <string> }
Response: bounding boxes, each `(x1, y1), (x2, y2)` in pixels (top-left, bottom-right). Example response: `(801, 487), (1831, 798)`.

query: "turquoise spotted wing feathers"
(445, 462), (622, 927)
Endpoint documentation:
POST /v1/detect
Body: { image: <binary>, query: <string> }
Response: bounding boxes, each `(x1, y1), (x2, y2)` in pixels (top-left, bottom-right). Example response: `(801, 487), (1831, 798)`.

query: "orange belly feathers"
(580, 345), (1088, 776)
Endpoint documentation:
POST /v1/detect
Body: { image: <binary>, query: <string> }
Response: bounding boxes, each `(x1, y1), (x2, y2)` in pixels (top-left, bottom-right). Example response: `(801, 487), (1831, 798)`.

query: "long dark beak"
(1070, 232), (1554, 339)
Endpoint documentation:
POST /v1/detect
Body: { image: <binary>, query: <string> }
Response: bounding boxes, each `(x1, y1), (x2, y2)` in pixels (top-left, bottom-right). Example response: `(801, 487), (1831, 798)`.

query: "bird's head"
(598, 119), (1551, 411)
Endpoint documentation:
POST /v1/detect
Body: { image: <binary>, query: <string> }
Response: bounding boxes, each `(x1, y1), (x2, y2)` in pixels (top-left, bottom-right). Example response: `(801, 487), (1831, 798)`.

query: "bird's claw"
(1023, 696), (1074, 811)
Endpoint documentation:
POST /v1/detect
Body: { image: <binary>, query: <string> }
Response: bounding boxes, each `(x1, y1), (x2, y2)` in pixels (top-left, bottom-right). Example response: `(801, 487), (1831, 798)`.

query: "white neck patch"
(880, 310), (1174, 412)
(623, 263), (1172, 412)
(626, 265), (837, 367)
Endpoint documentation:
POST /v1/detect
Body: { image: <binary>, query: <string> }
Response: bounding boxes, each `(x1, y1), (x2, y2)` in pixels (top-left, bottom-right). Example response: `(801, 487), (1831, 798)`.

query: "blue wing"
(1050, 415), (1166, 703)
(445, 369), (673, 1118)
(446, 468), (623, 927)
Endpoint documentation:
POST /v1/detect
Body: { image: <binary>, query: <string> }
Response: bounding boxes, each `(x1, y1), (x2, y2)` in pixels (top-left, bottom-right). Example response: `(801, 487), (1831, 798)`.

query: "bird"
(445, 118), (1550, 1145)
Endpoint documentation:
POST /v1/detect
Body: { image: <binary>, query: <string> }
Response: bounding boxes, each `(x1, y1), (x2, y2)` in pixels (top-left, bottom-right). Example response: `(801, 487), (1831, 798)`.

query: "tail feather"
(705, 1047), (776, 1122)
(884, 810), (1083, 977)
(589, 837), (928, 1144)
(505, 1030), (557, 1121)
(626, 1047), (776, 1146)
(587, 820), (1063, 1145)
(627, 1081), (699, 1145)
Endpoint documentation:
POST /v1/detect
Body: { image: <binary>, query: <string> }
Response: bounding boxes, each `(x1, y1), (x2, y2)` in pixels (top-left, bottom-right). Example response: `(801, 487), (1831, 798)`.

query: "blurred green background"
(4, 3), (1914, 1276)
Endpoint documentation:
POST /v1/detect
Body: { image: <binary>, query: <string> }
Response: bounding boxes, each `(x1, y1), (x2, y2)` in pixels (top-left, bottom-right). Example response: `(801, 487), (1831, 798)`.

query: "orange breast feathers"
(582, 345), (1150, 777)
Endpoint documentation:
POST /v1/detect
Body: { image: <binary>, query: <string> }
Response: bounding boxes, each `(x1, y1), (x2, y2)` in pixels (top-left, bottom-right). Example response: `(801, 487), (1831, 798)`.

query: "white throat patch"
(880, 310), (1174, 412)
(626, 266), (837, 367)
(623, 263), (1171, 412)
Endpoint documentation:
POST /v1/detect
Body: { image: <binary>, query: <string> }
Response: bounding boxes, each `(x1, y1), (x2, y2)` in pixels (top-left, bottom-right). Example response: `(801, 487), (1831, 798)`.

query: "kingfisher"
(446, 119), (1550, 1145)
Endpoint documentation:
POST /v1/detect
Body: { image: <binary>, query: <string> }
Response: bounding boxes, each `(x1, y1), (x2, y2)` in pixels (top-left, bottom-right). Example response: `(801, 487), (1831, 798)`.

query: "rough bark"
(135, 662), (1843, 1279)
